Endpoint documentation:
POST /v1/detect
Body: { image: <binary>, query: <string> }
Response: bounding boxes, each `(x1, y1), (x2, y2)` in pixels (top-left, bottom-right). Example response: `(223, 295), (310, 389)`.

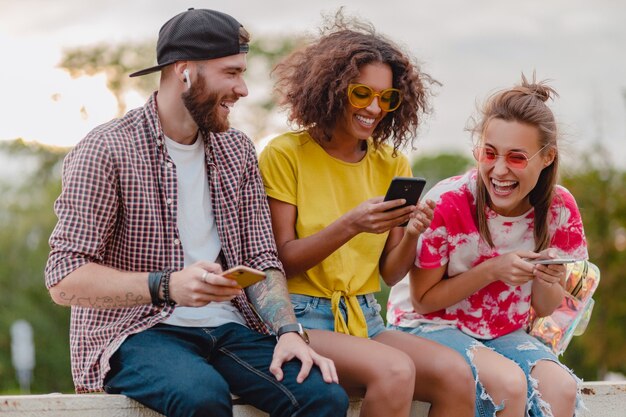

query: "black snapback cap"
(129, 8), (249, 77)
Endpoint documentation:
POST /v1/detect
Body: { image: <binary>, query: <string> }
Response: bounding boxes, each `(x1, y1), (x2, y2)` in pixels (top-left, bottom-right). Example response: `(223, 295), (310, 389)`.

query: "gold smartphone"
(221, 266), (266, 288)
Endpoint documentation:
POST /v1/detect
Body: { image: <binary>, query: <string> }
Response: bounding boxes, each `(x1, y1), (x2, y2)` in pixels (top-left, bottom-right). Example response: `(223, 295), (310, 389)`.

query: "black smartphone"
(383, 176), (427, 227)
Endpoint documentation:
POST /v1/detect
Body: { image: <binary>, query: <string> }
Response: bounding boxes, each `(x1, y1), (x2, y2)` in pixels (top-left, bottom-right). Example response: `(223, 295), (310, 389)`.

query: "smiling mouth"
(355, 114), (375, 127)
(491, 178), (518, 195)
(220, 101), (234, 111)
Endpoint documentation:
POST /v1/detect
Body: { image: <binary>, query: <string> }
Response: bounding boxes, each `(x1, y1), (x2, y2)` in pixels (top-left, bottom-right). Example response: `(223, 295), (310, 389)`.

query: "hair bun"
(519, 72), (558, 102)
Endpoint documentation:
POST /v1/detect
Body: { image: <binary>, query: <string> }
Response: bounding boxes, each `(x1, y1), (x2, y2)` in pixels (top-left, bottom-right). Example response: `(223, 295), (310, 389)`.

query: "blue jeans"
(290, 293), (387, 338)
(104, 322), (349, 417)
(390, 324), (581, 417)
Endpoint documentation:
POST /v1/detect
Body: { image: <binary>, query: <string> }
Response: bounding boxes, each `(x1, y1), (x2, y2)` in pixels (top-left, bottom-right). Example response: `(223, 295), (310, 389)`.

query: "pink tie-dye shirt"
(387, 169), (588, 339)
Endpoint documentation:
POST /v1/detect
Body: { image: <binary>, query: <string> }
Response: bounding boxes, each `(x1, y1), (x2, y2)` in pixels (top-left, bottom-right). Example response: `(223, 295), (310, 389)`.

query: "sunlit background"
(1, 0), (625, 164)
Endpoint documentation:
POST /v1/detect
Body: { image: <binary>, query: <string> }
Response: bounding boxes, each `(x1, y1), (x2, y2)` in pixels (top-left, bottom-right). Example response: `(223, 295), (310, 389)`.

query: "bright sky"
(1, 0), (625, 167)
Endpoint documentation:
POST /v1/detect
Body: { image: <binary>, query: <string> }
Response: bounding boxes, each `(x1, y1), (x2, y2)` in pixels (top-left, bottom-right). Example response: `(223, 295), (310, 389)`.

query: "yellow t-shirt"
(258, 131), (412, 337)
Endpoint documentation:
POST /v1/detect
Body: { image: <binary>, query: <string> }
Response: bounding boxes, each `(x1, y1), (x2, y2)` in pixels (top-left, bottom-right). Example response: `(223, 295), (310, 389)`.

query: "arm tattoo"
(58, 292), (144, 308)
(245, 268), (296, 332)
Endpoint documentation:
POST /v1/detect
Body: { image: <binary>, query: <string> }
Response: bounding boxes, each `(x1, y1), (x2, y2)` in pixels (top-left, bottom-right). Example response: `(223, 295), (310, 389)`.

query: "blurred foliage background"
(1, 36), (624, 394)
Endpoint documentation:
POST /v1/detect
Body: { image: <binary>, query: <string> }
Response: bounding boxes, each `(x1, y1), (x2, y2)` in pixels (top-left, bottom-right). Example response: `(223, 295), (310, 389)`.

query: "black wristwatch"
(276, 323), (310, 344)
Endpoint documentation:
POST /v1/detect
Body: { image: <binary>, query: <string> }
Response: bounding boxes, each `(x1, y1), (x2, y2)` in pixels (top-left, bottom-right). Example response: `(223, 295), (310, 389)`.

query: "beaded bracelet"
(161, 270), (176, 306)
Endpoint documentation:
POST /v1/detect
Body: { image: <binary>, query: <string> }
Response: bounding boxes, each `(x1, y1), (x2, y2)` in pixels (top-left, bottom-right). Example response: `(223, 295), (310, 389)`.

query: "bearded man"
(45, 8), (348, 417)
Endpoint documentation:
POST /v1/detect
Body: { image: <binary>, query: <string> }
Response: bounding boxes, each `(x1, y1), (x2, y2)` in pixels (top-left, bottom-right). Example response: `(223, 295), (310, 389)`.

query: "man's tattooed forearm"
(58, 292), (144, 308)
(246, 268), (296, 332)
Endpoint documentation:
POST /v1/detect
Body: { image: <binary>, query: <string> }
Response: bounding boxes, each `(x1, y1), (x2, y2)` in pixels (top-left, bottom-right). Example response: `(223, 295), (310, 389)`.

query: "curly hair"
(272, 10), (437, 153)
(467, 73), (560, 251)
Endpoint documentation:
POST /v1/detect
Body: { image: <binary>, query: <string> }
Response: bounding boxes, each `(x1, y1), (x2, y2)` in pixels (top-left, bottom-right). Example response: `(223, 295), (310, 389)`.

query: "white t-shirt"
(163, 134), (246, 327)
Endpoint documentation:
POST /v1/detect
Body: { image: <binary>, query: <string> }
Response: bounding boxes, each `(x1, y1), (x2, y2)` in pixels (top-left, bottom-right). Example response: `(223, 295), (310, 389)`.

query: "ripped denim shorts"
(389, 324), (583, 417)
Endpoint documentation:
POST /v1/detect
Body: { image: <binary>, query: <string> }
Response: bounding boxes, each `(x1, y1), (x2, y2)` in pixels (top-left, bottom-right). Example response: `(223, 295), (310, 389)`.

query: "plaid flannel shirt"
(45, 93), (283, 393)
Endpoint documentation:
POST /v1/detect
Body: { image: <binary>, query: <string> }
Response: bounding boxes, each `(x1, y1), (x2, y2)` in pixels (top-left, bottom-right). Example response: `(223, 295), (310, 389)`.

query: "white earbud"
(183, 69), (191, 88)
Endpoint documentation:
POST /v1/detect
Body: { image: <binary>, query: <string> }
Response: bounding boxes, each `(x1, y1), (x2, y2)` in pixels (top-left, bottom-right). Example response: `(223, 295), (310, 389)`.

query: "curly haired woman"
(259, 12), (474, 417)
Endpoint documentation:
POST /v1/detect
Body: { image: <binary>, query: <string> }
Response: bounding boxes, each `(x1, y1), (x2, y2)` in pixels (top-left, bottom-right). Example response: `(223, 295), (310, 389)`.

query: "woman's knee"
(372, 351), (416, 396)
(439, 352), (475, 395)
(555, 373), (578, 403)
(473, 350), (527, 404)
(415, 348), (474, 403)
(547, 375), (577, 412)
(413, 345), (472, 387)
(486, 364), (527, 402)
(384, 351), (416, 385)
(533, 361), (578, 406)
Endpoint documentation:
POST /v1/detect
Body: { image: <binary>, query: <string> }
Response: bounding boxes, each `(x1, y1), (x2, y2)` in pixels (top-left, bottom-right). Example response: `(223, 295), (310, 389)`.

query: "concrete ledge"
(0, 393), (417, 417)
(579, 381), (626, 417)
(0, 382), (624, 416)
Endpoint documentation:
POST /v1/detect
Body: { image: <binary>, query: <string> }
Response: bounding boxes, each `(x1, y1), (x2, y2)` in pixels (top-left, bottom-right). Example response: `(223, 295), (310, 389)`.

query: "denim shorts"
(290, 293), (387, 338)
(389, 324), (582, 416)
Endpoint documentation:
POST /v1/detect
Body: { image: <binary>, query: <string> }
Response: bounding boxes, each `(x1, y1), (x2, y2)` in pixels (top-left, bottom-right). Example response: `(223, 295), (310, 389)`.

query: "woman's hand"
(346, 196), (414, 234)
(379, 199), (436, 286)
(485, 251), (537, 286)
(531, 249), (568, 288)
(530, 249), (569, 316)
(405, 199), (436, 237)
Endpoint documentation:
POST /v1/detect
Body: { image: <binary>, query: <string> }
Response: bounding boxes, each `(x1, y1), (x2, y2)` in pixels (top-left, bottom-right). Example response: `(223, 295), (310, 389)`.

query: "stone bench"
(1, 382), (624, 416)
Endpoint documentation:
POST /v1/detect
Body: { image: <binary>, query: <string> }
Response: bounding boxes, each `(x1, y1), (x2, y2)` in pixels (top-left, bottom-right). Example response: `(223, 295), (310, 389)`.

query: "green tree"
(411, 152), (474, 193)
(59, 35), (304, 139)
(237, 35), (305, 140)
(60, 42), (159, 117)
(559, 146), (626, 380)
(0, 140), (72, 393)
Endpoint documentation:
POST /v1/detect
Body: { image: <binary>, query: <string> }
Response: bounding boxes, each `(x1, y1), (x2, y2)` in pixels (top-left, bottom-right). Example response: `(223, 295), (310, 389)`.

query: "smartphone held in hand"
(527, 258), (580, 265)
(222, 266), (266, 288)
(383, 176), (427, 227)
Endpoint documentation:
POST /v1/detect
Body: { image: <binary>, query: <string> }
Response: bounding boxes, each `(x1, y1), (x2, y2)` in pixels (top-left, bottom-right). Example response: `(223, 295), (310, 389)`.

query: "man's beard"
(182, 75), (230, 133)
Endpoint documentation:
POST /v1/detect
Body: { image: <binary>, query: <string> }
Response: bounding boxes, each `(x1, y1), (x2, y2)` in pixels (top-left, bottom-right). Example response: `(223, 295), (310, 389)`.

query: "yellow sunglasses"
(347, 83), (403, 112)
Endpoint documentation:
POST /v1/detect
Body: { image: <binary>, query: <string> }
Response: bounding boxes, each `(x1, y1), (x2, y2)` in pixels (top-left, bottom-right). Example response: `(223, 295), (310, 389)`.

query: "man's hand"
(168, 261), (242, 306)
(269, 333), (339, 384)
